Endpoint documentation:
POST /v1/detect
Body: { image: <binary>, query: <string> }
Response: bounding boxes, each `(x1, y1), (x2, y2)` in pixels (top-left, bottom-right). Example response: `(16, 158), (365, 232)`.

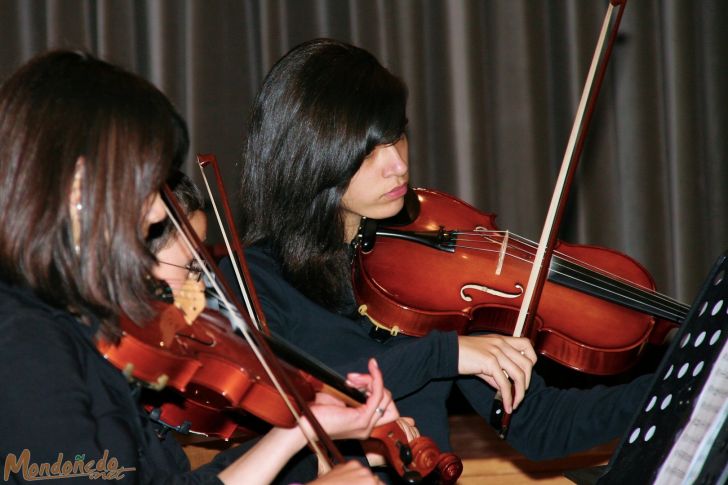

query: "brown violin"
(353, 187), (689, 376)
(97, 282), (329, 430)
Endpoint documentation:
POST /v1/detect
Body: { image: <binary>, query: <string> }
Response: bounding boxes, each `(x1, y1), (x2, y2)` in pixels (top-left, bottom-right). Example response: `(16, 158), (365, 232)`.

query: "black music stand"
(566, 251), (728, 485)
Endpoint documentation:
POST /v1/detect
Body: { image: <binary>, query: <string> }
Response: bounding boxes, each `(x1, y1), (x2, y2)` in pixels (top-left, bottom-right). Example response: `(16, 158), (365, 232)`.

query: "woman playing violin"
(221, 38), (653, 472)
(0, 50), (396, 485)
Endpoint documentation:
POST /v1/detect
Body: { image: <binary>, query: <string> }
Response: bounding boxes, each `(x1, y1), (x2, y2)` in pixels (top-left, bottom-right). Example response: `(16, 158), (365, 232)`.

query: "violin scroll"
(365, 419), (463, 484)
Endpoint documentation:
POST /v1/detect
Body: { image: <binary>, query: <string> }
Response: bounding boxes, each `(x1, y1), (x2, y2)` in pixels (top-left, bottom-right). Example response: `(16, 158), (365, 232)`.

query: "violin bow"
(161, 182), (347, 468)
(195, 154), (269, 335)
(495, 0), (629, 438)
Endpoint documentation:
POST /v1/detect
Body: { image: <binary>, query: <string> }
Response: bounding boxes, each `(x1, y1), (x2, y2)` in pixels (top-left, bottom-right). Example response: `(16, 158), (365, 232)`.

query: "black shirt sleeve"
(456, 372), (652, 460)
(0, 285), (223, 484)
(220, 250), (460, 400)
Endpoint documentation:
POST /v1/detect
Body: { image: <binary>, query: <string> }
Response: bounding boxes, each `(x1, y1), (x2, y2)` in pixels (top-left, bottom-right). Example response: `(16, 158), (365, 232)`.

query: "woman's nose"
(383, 145), (408, 177)
(146, 193), (167, 226)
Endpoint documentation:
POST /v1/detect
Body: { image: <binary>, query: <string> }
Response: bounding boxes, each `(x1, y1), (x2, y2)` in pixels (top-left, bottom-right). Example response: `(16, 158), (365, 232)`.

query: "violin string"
(454, 242), (682, 319)
(513, 233), (690, 315)
(449, 244), (687, 323)
(450, 230), (689, 318)
(454, 237), (689, 320)
(455, 229), (685, 308)
(549, 254), (691, 315)
(162, 204), (329, 464)
(456, 231), (690, 318)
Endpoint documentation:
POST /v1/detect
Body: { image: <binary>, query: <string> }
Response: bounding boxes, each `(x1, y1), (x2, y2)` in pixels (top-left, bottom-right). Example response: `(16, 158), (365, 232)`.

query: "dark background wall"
(1, 0), (726, 305)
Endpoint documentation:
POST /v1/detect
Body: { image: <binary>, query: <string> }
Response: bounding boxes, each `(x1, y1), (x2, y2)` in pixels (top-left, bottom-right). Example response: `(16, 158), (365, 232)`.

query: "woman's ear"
(70, 156), (86, 204)
(69, 157), (85, 252)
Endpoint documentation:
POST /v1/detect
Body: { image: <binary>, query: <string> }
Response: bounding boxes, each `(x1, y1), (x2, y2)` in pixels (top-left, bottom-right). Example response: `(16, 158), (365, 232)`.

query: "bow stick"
(161, 183), (346, 468)
(494, 0), (629, 438)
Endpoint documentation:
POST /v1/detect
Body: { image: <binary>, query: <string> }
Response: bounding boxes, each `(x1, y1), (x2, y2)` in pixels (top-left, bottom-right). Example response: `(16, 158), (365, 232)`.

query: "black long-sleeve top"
(220, 245), (651, 461)
(0, 279), (246, 484)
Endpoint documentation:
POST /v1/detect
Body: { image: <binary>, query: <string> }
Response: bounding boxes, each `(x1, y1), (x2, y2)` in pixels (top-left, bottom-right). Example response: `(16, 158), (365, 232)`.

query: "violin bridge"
(122, 363), (135, 382)
(474, 226), (508, 275)
(496, 230), (509, 275)
(149, 374), (169, 391)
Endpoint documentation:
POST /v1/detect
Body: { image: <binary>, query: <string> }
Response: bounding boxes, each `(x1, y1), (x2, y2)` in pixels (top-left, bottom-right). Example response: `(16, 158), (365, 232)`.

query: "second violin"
(353, 187), (688, 376)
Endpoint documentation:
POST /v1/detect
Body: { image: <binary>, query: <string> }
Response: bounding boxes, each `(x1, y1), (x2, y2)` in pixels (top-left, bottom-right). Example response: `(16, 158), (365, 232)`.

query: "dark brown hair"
(0, 50), (189, 337)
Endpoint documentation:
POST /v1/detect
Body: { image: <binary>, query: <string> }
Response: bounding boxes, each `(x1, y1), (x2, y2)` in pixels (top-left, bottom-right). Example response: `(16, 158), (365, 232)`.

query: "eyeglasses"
(157, 259), (204, 282)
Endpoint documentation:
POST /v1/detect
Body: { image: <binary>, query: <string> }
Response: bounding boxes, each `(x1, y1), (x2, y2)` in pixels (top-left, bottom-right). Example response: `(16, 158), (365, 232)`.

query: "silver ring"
(375, 407), (384, 416)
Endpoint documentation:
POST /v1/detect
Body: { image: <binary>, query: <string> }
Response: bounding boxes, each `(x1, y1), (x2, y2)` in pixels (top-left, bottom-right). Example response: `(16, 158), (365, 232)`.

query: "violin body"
(354, 188), (679, 375)
(97, 299), (317, 435)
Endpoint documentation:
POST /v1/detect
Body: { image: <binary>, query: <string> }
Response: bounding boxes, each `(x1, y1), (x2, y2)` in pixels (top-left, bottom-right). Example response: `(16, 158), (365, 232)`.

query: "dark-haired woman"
(222, 38), (652, 473)
(0, 50), (394, 485)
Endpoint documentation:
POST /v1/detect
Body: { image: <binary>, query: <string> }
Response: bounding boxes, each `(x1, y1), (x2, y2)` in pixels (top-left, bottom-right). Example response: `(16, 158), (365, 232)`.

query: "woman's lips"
(385, 184), (408, 199)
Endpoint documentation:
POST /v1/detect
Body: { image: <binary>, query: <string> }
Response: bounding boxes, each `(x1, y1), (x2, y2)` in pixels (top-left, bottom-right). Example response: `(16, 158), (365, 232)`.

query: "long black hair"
(0, 50), (189, 338)
(239, 38), (407, 312)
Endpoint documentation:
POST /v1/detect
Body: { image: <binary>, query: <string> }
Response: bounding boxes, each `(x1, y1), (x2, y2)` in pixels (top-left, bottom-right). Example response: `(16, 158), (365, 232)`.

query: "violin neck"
(263, 332), (367, 405)
(548, 255), (689, 324)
